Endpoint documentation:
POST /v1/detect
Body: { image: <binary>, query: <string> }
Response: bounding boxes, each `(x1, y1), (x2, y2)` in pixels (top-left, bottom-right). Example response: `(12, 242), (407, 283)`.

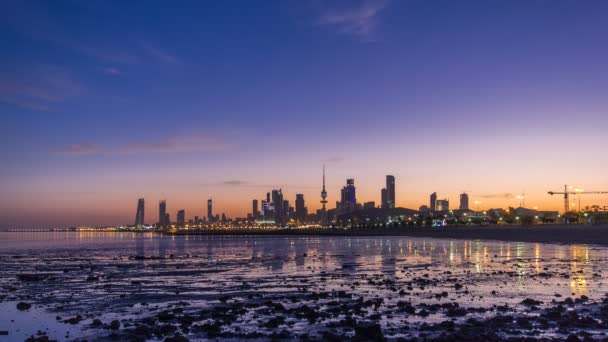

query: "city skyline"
(2, 0), (608, 228)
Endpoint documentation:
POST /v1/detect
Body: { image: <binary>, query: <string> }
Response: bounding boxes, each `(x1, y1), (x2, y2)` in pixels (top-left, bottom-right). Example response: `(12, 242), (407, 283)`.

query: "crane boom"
(547, 185), (608, 213)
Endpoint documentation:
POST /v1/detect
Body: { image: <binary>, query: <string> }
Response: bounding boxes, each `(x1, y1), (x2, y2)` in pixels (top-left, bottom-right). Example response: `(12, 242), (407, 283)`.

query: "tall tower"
(320, 165), (328, 226)
(320, 165), (328, 210)
(135, 198), (145, 227)
(459, 193), (469, 210)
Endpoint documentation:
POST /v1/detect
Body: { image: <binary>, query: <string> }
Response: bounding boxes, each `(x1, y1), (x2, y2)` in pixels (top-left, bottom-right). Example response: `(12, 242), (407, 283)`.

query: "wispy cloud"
(103, 67), (121, 75)
(55, 143), (98, 156)
(118, 135), (226, 154)
(141, 43), (180, 64)
(0, 64), (82, 111)
(53, 134), (230, 157)
(222, 180), (249, 186)
(317, 0), (389, 40)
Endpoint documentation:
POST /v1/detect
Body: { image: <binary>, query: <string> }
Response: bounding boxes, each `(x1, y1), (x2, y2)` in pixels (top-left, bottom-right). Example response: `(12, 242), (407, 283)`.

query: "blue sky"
(2, 0), (608, 227)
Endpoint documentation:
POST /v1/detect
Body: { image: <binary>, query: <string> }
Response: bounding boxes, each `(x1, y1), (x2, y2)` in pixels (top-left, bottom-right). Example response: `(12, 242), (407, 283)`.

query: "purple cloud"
(317, 0), (389, 39)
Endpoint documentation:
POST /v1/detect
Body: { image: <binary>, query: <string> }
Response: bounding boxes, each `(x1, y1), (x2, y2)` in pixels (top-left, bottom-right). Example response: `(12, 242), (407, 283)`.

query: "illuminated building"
(436, 199), (449, 212)
(386, 175), (395, 209)
(340, 179), (357, 213)
(460, 193), (469, 210)
(135, 198), (145, 227)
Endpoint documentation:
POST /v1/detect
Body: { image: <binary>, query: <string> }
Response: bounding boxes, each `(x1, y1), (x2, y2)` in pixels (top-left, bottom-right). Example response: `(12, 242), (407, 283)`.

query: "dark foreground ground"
(170, 224), (608, 247)
(2, 233), (608, 341)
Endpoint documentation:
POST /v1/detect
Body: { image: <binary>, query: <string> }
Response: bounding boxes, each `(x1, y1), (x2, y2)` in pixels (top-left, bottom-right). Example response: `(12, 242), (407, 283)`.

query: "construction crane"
(548, 185), (608, 213)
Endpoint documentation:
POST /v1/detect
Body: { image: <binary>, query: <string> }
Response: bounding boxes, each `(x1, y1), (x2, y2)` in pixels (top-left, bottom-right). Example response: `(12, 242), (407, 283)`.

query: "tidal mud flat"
(1, 232), (608, 341)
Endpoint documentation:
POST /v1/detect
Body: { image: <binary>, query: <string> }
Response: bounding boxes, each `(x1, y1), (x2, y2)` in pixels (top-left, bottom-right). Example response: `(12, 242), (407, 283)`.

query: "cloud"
(141, 43), (179, 64)
(222, 180), (249, 186)
(117, 135), (228, 154)
(317, 0), (389, 39)
(55, 143), (98, 156)
(103, 67), (121, 75)
(0, 64), (82, 111)
(479, 193), (514, 199)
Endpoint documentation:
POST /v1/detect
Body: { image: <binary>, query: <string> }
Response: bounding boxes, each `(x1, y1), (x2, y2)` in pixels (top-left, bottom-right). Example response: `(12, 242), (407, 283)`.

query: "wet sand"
(172, 224), (608, 247)
(2, 233), (608, 341)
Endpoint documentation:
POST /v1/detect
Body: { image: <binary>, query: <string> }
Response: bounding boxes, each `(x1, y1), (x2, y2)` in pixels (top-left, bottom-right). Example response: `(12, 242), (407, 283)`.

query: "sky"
(1, 0), (608, 228)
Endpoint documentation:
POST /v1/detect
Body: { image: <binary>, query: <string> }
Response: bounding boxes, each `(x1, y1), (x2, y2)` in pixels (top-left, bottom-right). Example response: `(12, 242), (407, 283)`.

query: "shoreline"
(164, 224), (608, 246)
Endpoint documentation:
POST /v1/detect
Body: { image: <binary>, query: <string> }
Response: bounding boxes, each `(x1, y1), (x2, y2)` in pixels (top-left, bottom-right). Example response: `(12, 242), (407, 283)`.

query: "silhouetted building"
(381, 188), (387, 209)
(165, 213), (170, 226)
(430, 192), (437, 212)
(221, 213), (227, 222)
(386, 175), (395, 209)
(436, 199), (449, 212)
(252, 199), (259, 219)
(460, 193), (469, 210)
(135, 198), (145, 227)
(295, 194), (306, 223)
(159, 200), (167, 228)
(194, 215), (199, 223)
(364, 201), (376, 209)
(340, 179), (357, 213)
(177, 209), (185, 224)
(207, 198), (213, 223)
(272, 189), (284, 225)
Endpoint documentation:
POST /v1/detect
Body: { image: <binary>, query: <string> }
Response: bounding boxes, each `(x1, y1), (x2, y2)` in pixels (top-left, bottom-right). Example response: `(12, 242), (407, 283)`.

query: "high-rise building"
(159, 200), (167, 228)
(165, 213), (171, 226)
(340, 179), (357, 213)
(381, 188), (388, 209)
(364, 201), (376, 209)
(177, 209), (185, 224)
(460, 193), (469, 210)
(207, 198), (213, 223)
(272, 189), (284, 225)
(252, 199), (259, 219)
(295, 194), (306, 223)
(135, 198), (145, 227)
(386, 175), (395, 209)
(436, 199), (449, 212)
(430, 192), (437, 211)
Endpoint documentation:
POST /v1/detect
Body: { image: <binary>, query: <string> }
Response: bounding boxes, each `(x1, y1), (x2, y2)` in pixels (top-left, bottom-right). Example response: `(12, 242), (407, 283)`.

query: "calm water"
(0, 232), (607, 340)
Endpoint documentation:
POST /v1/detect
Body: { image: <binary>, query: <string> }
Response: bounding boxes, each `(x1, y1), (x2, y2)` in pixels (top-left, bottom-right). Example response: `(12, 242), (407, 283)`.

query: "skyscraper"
(159, 200), (167, 228)
(381, 188), (388, 209)
(177, 209), (185, 224)
(135, 198), (145, 227)
(295, 194), (306, 224)
(207, 198), (213, 223)
(386, 175), (395, 209)
(340, 179), (357, 213)
(460, 193), (469, 210)
(272, 189), (284, 225)
(430, 192), (437, 212)
(252, 199), (259, 219)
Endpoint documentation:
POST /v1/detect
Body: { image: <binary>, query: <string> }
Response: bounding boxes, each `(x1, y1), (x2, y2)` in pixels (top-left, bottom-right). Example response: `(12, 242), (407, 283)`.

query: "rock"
(353, 322), (385, 342)
(521, 298), (542, 306)
(17, 302), (32, 311)
(108, 320), (121, 330)
(91, 319), (103, 327)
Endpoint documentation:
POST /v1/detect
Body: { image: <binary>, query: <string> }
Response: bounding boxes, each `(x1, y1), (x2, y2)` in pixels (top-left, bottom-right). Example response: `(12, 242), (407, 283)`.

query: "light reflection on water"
(0, 232), (604, 300)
